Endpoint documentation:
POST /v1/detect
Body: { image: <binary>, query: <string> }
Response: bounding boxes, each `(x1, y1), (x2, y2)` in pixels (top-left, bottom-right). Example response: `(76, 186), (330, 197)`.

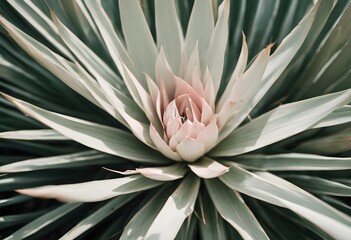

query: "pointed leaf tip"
(189, 157), (229, 178)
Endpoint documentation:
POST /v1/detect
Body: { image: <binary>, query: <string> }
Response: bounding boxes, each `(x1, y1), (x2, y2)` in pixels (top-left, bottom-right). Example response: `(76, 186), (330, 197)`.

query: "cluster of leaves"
(0, 0), (350, 239)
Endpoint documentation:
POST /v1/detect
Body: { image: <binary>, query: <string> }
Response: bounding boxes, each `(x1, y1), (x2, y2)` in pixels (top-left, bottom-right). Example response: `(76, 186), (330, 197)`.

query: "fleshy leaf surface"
(220, 166), (351, 240)
(17, 175), (162, 202)
(144, 174), (200, 239)
(212, 90), (351, 157)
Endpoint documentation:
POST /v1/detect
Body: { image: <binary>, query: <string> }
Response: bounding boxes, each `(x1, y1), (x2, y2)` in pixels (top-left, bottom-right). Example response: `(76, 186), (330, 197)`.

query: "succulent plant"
(0, 0), (351, 239)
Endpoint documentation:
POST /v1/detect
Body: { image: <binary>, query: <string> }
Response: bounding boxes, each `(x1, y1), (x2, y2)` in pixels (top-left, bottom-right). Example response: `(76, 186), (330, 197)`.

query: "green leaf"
(175, 215), (197, 240)
(84, 0), (139, 80)
(246, 198), (311, 240)
(218, 44), (271, 140)
(3, 94), (166, 164)
(260, 0), (335, 109)
(120, 63), (157, 123)
(0, 55), (40, 90)
(0, 210), (46, 230)
(188, 157), (229, 178)
(293, 2), (351, 100)
(0, 129), (67, 140)
(184, 0), (214, 72)
(0, 17), (102, 107)
(0, 170), (88, 191)
(155, 0), (183, 72)
(97, 213), (127, 240)
(6, 0), (72, 58)
(229, 153), (351, 171)
(0, 33), (59, 94)
(17, 175), (163, 202)
(245, 0), (278, 56)
(119, 0), (157, 78)
(53, 0), (109, 58)
(220, 166), (351, 239)
(308, 39), (351, 97)
(312, 105), (351, 128)
(0, 195), (31, 208)
(206, 0), (229, 95)
(0, 151), (121, 173)
(144, 174), (200, 239)
(212, 90), (351, 157)
(205, 178), (269, 240)
(3, 203), (82, 240)
(232, 0), (320, 129)
(106, 164), (187, 181)
(0, 156), (28, 165)
(137, 164), (187, 181)
(321, 196), (351, 216)
(50, 14), (156, 147)
(50, 12), (123, 88)
(120, 185), (175, 240)
(67, 62), (127, 123)
(89, 70), (156, 148)
(198, 190), (228, 240)
(17, 175), (162, 202)
(263, 201), (333, 240)
(60, 194), (137, 239)
(217, 33), (248, 111)
(283, 175), (351, 197)
(295, 128), (351, 155)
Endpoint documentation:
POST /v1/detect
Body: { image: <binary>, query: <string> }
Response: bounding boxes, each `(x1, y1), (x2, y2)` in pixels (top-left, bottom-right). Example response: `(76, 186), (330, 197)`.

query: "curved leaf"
(184, 0), (214, 72)
(144, 174), (200, 239)
(120, 185), (175, 240)
(0, 151), (120, 173)
(229, 153), (351, 171)
(84, 0), (139, 81)
(188, 157), (229, 179)
(0, 129), (67, 140)
(106, 164), (187, 181)
(219, 0), (321, 138)
(284, 175), (351, 196)
(212, 90), (351, 157)
(220, 166), (351, 240)
(155, 0), (183, 72)
(295, 128), (351, 154)
(206, 0), (229, 95)
(119, 0), (157, 78)
(60, 194), (137, 239)
(3, 94), (166, 164)
(3, 203), (82, 240)
(205, 178), (269, 240)
(17, 175), (162, 202)
(7, 0), (72, 58)
(313, 105), (351, 128)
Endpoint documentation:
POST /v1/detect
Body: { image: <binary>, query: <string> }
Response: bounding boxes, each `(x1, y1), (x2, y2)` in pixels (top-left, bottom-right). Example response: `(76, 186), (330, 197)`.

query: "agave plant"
(1, 0), (351, 239)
